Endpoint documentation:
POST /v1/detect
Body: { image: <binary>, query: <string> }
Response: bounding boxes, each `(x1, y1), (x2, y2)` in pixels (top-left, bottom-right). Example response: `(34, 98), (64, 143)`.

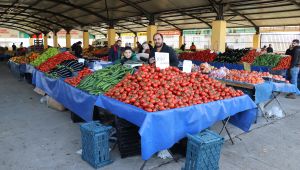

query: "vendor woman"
(116, 46), (138, 65)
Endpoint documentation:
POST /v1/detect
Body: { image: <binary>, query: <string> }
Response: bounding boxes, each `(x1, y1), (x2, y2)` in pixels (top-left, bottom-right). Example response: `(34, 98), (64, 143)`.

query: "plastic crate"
(183, 130), (224, 170)
(115, 117), (141, 158)
(80, 122), (113, 168)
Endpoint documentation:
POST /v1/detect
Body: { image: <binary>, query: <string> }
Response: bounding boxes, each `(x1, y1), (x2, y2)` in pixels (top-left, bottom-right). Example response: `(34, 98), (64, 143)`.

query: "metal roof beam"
(0, 18), (52, 31)
(0, 23), (41, 33)
(0, 4), (84, 26)
(0, 25), (34, 34)
(0, 12), (65, 28)
(43, 0), (108, 22)
(229, 9), (259, 33)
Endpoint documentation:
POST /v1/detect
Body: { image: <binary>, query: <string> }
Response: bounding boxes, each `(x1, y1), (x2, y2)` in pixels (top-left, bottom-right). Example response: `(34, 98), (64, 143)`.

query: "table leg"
(219, 117), (234, 145)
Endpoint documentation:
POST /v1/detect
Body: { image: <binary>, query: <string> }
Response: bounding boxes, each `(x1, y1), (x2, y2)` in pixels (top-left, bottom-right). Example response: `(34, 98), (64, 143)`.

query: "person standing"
(108, 40), (123, 62)
(267, 44), (273, 53)
(20, 42), (23, 48)
(74, 41), (83, 58)
(148, 33), (179, 67)
(180, 43), (186, 51)
(190, 42), (196, 52)
(12, 43), (16, 51)
(285, 45), (293, 56)
(286, 39), (300, 99)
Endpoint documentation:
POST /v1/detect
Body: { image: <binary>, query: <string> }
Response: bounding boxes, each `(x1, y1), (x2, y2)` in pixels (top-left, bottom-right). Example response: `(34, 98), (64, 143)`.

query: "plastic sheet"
(25, 64), (35, 74)
(32, 69), (97, 121)
(254, 83), (273, 104)
(271, 82), (300, 95)
(95, 94), (257, 160)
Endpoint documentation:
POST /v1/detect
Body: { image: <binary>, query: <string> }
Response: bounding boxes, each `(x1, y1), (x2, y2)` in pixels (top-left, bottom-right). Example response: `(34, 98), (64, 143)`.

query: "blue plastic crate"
(183, 130), (224, 170)
(80, 121), (113, 168)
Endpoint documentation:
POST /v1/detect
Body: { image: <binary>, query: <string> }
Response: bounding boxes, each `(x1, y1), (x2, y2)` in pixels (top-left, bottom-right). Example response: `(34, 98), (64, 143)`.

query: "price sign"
(155, 52), (169, 69)
(78, 58), (85, 63)
(243, 62), (251, 71)
(183, 60), (193, 73)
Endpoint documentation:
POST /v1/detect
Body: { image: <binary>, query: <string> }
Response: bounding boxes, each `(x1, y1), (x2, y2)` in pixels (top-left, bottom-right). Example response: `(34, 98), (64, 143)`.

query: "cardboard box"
(46, 96), (66, 111)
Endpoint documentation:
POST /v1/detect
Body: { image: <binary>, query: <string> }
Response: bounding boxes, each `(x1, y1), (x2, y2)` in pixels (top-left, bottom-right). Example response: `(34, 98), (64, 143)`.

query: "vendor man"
(286, 39), (300, 99)
(149, 33), (179, 67)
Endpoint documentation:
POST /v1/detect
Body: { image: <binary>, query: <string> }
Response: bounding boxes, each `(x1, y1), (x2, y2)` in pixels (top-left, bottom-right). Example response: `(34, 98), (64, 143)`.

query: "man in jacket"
(149, 33), (179, 67)
(108, 40), (122, 62)
(286, 39), (300, 99)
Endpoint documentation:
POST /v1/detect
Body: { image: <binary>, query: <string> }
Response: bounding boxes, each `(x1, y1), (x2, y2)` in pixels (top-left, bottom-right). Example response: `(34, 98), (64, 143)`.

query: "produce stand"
(218, 79), (300, 118)
(95, 94), (257, 160)
(7, 61), (26, 80)
(32, 69), (97, 121)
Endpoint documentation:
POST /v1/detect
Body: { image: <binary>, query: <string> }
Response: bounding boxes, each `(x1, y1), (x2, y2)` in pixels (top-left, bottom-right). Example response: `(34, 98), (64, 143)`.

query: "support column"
(83, 30), (89, 49)
(43, 33), (48, 49)
(253, 33), (260, 49)
(53, 31), (58, 47)
(211, 20), (226, 52)
(29, 35), (34, 46)
(147, 25), (157, 46)
(66, 30), (71, 49)
(134, 34), (138, 48)
(107, 28), (116, 47)
(179, 31), (184, 48)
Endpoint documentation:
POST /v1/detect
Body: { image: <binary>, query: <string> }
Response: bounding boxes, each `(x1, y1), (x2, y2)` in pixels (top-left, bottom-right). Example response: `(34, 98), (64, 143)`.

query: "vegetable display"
(272, 56), (292, 70)
(240, 49), (262, 64)
(214, 49), (250, 63)
(30, 48), (59, 67)
(27, 52), (40, 62)
(47, 65), (73, 79)
(253, 53), (281, 67)
(37, 52), (76, 72)
(179, 50), (217, 62)
(105, 65), (244, 112)
(64, 68), (93, 86)
(9, 56), (29, 64)
(60, 60), (84, 72)
(77, 64), (134, 95)
(223, 70), (268, 84)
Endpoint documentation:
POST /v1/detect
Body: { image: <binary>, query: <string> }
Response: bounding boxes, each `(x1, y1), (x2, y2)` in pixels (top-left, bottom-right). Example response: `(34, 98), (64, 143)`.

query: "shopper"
(149, 33), (179, 67)
(74, 41), (83, 58)
(136, 42), (143, 53)
(12, 43), (16, 52)
(286, 39), (300, 99)
(148, 41), (153, 51)
(267, 44), (273, 53)
(180, 43), (186, 51)
(285, 45), (293, 56)
(190, 42), (196, 52)
(118, 47), (138, 65)
(20, 42), (23, 48)
(108, 40), (123, 62)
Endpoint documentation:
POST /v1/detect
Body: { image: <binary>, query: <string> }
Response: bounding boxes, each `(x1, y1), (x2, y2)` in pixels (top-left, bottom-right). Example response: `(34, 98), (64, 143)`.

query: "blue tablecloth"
(180, 60), (270, 72)
(25, 64), (35, 74)
(253, 82), (299, 104)
(32, 69), (97, 121)
(8, 61), (25, 78)
(95, 94), (257, 160)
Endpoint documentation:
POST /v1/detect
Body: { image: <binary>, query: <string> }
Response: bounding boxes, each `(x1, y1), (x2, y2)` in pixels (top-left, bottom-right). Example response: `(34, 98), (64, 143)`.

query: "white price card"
(78, 58), (85, 63)
(155, 52), (170, 69)
(183, 60), (193, 73)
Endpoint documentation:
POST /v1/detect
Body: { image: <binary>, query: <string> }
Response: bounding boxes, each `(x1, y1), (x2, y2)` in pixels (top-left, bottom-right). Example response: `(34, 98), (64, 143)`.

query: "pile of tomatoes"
(225, 70), (268, 84)
(272, 56), (291, 70)
(241, 49), (262, 64)
(37, 52), (77, 72)
(179, 50), (217, 62)
(65, 68), (93, 86)
(105, 65), (244, 112)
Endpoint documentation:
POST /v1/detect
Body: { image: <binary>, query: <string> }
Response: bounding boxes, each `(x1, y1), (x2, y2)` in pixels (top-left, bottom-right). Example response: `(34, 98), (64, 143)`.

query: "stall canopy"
(0, 0), (299, 36)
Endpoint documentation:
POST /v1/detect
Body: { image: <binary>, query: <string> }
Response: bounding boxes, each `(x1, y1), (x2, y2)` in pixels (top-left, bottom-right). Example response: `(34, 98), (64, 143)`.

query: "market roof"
(0, 0), (299, 35)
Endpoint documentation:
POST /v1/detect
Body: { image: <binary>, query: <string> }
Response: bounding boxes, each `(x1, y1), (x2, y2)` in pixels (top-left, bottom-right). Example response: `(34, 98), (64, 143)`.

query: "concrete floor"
(1, 61), (300, 170)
